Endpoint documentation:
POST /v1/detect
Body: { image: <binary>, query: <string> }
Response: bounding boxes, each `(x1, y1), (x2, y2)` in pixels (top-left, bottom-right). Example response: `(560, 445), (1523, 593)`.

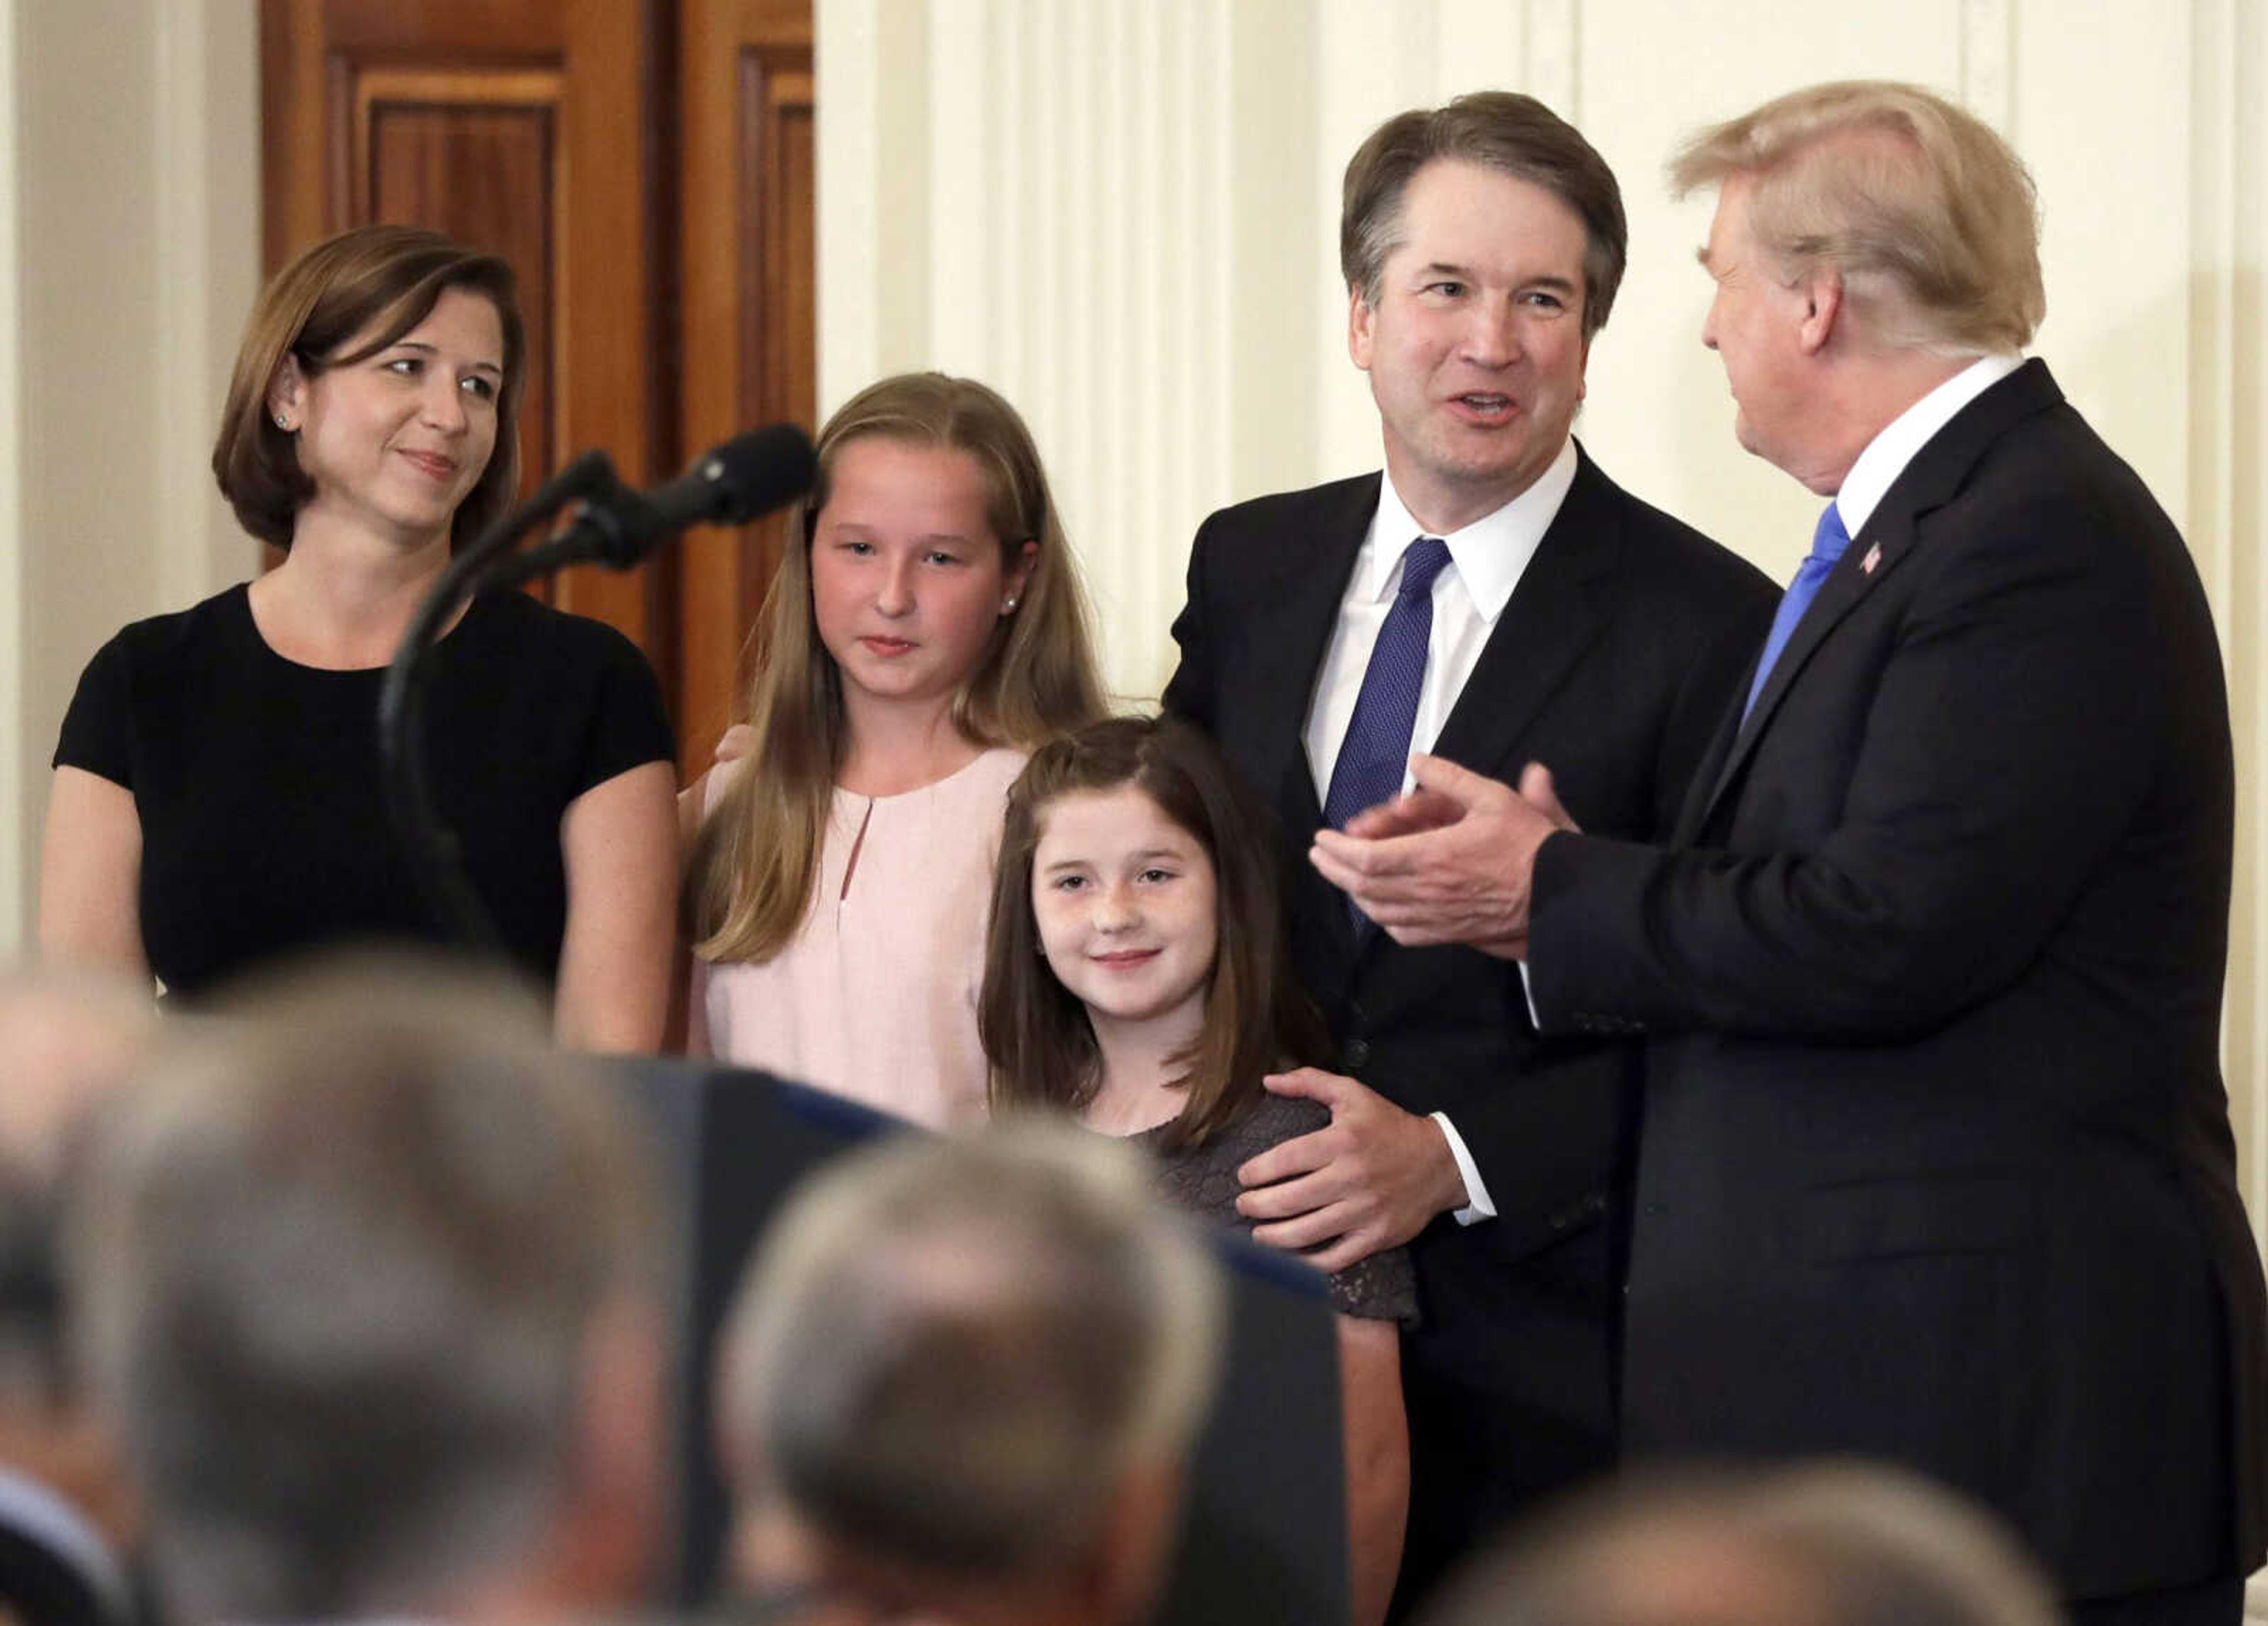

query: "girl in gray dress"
(982, 715), (1412, 1626)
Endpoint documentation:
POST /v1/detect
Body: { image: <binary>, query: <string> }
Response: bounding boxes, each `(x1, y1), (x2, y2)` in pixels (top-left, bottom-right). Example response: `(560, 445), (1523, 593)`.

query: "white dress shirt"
(1834, 353), (2023, 534)
(0, 1468), (133, 1622)
(1305, 436), (1580, 1224)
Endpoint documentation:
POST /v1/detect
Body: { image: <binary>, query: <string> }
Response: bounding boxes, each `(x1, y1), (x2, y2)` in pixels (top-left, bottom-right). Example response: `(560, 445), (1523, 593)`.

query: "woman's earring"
(1001, 595), (1020, 614)
(273, 412), (291, 431)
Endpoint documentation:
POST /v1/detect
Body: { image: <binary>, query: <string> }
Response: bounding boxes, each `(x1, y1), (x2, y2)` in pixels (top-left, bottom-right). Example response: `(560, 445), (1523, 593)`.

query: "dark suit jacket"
(1164, 445), (1777, 1599)
(1529, 361), (2268, 1599)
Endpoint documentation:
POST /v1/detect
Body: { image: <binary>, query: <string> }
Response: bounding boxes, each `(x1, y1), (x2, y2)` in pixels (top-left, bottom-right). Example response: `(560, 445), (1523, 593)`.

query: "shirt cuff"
(1430, 1111), (1497, 1225)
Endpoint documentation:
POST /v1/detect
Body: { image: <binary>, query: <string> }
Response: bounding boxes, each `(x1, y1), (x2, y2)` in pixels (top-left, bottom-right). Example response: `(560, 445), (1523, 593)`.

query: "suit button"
(1343, 1039), (1371, 1070)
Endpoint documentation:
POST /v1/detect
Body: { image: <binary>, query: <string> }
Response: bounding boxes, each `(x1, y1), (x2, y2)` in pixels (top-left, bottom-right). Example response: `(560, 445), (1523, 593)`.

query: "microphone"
(545, 423), (818, 570)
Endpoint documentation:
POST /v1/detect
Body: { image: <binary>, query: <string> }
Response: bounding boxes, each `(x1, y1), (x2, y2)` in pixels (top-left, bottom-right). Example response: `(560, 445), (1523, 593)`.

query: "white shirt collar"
(1834, 353), (2025, 536)
(1363, 436), (1580, 621)
(0, 1467), (133, 1617)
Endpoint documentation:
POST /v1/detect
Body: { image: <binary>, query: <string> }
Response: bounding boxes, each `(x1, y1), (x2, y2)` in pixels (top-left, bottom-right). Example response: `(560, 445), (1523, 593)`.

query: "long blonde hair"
(689, 373), (1106, 964)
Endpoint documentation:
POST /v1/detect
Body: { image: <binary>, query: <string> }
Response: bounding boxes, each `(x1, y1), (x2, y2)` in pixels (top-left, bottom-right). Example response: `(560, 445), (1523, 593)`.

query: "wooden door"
(676, 0), (815, 762)
(260, 0), (817, 764)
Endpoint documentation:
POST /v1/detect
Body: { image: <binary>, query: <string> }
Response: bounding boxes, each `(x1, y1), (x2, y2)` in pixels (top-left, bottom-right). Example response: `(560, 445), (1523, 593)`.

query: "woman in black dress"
(39, 224), (678, 1048)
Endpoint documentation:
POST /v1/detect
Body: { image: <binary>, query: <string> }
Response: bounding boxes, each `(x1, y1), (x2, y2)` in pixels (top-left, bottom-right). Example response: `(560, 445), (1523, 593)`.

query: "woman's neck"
(837, 689), (985, 797)
(249, 515), (455, 669)
(1081, 1005), (1207, 1137)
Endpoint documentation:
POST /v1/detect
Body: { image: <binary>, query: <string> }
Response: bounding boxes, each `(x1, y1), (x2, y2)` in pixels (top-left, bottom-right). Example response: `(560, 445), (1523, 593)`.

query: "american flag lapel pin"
(1860, 542), (1882, 575)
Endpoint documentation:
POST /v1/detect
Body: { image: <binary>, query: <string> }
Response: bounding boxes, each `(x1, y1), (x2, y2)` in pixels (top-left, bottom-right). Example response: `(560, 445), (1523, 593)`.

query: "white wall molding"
(0, 0), (258, 949)
(0, 0), (22, 944)
(1524, 0), (1580, 119)
(1960, 0), (2015, 132)
(2185, 0), (2268, 1237)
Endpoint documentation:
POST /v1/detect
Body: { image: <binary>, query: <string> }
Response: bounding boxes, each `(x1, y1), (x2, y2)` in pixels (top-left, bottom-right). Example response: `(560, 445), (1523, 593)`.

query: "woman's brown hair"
(212, 223), (527, 550)
(980, 716), (1329, 1151)
(687, 372), (1107, 965)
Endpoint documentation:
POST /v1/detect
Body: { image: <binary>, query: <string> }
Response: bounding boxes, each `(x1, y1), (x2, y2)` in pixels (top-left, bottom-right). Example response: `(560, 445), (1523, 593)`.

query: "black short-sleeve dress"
(53, 583), (675, 999)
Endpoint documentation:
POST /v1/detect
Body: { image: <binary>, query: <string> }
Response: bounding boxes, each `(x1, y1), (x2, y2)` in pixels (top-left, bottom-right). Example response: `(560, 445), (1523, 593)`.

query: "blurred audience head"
(1420, 1461), (2064, 1626)
(716, 1122), (1224, 1626)
(70, 954), (664, 1626)
(0, 968), (155, 1626)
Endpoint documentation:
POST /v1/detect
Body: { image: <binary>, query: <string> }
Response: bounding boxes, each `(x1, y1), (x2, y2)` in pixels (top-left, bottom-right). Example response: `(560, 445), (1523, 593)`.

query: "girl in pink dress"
(682, 374), (1104, 1125)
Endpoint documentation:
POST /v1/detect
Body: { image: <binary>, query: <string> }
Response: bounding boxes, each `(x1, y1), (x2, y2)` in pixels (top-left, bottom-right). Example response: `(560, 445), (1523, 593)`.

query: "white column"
(2182, 0), (2268, 1240)
(0, 0), (23, 945)
(0, 0), (257, 949)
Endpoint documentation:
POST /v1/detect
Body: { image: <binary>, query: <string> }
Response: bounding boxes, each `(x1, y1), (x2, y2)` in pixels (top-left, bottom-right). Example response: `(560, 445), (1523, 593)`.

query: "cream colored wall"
(817, 0), (2268, 1230)
(0, 0), (260, 953)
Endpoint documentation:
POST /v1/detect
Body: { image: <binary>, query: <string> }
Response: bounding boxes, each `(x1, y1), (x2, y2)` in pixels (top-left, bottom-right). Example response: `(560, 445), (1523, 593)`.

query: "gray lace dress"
(1133, 1091), (1419, 1324)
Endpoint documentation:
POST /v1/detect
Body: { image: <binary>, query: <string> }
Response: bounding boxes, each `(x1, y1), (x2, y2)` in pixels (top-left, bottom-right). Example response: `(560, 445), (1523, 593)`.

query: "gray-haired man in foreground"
(715, 1123), (1224, 1626)
(71, 958), (667, 1626)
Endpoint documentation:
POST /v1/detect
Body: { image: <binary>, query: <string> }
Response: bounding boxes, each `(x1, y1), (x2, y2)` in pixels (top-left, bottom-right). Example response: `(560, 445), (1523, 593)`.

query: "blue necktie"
(1325, 536), (1454, 858)
(1742, 502), (1850, 721)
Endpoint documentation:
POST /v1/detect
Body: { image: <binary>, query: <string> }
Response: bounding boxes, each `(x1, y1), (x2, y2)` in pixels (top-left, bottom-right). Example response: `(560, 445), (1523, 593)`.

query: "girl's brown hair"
(980, 716), (1329, 1151)
(688, 373), (1106, 964)
(212, 223), (527, 550)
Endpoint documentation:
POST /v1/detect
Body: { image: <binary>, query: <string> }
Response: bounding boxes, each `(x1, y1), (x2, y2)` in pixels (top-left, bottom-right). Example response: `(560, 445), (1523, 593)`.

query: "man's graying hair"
(1341, 90), (1629, 340)
(1422, 1462), (2063, 1626)
(718, 1122), (1223, 1581)
(71, 958), (660, 1625)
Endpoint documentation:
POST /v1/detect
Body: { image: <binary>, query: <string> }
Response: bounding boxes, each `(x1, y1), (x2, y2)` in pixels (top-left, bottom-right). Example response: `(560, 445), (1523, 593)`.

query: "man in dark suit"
(1316, 82), (2268, 1626)
(1162, 92), (1775, 1613)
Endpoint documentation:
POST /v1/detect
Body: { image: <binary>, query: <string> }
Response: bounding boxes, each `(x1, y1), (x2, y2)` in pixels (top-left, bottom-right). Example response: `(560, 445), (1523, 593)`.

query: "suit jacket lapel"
(1429, 444), (1617, 775)
(1252, 477), (1376, 984)
(1692, 359), (2065, 833)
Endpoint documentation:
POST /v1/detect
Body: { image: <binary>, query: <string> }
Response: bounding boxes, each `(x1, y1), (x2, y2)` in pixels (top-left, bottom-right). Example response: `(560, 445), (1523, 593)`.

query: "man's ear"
(1348, 286), (1377, 372)
(1796, 265), (1846, 357)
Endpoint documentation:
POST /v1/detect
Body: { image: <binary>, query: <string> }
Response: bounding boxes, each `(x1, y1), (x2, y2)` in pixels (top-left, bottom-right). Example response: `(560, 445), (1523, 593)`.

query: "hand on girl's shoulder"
(674, 768), (710, 851)
(712, 723), (756, 765)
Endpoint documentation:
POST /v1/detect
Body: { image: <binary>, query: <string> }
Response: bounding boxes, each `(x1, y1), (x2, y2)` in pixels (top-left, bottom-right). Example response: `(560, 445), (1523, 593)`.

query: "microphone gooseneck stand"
(379, 422), (819, 955)
(375, 448), (624, 956)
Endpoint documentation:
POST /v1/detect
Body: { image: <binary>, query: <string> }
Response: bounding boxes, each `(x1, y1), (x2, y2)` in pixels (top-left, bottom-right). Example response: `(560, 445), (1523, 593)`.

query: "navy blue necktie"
(1325, 536), (1454, 853)
(1742, 502), (1850, 721)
